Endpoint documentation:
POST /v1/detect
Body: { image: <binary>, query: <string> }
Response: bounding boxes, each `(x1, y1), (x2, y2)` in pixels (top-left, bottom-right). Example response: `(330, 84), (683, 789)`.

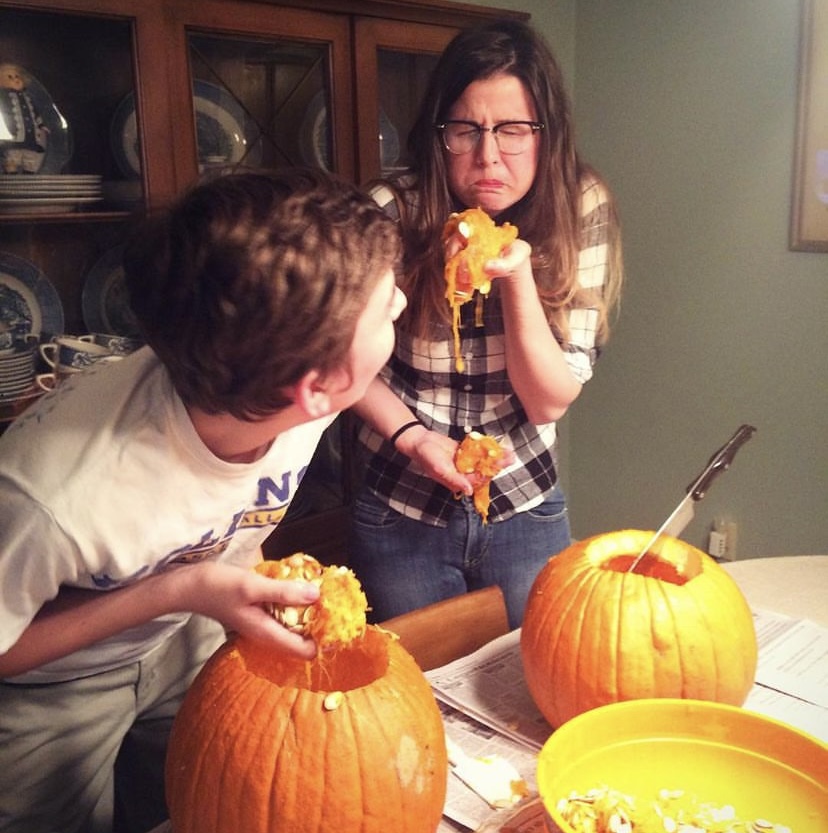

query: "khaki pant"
(0, 615), (225, 833)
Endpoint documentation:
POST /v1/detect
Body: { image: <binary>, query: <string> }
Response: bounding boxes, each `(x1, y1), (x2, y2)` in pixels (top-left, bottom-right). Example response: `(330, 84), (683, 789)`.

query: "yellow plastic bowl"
(537, 698), (828, 833)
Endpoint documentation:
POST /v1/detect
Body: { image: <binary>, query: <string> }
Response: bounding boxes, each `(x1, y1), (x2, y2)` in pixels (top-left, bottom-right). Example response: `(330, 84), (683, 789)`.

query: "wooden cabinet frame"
(0, 0), (525, 559)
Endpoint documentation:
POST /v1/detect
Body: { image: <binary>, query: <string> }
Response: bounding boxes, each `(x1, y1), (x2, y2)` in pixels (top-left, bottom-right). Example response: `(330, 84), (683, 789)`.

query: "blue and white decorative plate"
(81, 246), (141, 338)
(111, 80), (259, 179)
(109, 92), (141, 179)
(0, 65), (72, 175)
(0, 252), (64, 341)
(300, 90), (400, 172)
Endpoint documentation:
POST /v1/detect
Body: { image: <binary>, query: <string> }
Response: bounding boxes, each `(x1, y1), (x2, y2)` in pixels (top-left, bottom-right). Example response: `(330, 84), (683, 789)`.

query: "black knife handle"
(688, 424), (757, 500)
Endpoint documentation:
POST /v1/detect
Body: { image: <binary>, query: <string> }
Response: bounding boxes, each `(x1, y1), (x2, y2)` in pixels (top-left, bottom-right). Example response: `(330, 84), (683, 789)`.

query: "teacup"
(35, 372), (57, 392)
(87, 333), (143, 356)
(40, 336), (115, 371)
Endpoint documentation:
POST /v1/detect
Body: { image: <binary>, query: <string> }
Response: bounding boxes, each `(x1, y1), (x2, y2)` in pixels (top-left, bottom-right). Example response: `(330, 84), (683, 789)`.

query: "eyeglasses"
(436, 120), (545, 155)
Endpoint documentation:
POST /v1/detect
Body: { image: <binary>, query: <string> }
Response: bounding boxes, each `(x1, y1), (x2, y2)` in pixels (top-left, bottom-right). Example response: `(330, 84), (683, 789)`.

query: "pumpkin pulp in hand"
(443, 208), (518, 372)
(454, 431), (506, 523)
(256, 553), (367, 650)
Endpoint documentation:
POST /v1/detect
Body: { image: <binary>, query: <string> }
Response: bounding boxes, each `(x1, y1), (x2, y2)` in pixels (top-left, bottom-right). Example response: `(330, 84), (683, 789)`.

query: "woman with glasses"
(349, 18), (623, 629)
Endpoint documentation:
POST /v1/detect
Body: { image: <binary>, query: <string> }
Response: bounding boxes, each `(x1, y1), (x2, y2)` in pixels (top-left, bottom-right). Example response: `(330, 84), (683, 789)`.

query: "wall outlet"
(708, 516), (739, 560)
(708, 529), (727, 558)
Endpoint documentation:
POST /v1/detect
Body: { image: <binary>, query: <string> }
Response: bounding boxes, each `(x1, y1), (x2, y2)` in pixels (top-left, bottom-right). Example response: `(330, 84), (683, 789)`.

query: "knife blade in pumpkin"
(628, 423), (756, 573)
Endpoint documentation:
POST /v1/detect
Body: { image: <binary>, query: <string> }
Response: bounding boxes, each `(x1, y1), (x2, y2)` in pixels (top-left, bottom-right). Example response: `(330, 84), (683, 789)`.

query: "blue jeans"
(349, 485), (571, 629)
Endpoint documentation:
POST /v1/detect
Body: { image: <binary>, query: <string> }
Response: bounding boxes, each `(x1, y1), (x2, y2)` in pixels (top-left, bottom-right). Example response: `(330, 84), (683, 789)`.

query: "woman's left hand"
(396, 426), (515, 495)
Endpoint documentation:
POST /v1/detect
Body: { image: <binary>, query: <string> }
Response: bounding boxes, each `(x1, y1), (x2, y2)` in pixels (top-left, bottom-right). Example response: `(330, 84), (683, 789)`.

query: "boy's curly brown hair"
(124, 169), (400, 420)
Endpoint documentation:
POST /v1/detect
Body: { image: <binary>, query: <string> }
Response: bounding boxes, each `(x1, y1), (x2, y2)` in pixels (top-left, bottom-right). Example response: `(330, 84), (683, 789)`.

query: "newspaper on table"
(427, 611), (828, 831)
(426, 630), (549, 831)
(744, 608), (828, 741)
(426, 630), (550, 751)
(439, 702), (540, 831)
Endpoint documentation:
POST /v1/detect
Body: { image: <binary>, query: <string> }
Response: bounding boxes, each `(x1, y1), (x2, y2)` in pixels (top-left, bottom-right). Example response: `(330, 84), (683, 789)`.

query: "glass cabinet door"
(187, 33), (333, 176)
(0, 7), (138, 191)
(353, 19), (456, 183)
(174, 2), (354, 184)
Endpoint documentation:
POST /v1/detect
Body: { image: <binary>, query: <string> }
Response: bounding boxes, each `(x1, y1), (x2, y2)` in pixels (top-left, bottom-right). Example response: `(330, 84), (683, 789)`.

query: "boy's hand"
(180, 562), (319, 659)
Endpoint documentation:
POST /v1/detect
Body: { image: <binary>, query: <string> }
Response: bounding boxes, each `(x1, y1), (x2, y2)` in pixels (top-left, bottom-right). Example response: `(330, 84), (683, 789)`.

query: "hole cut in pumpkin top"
(602, 553), (698, 584)
(235, 627), (390, 693)
(589, 533), (704, 586)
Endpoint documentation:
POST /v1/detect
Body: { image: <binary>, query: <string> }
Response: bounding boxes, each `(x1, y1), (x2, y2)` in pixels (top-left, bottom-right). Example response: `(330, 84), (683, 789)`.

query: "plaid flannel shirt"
(358, 180), (612, 527)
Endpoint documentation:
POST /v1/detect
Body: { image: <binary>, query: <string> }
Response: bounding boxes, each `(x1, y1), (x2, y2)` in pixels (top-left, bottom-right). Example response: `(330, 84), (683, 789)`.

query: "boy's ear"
(293, 369), (344, 419)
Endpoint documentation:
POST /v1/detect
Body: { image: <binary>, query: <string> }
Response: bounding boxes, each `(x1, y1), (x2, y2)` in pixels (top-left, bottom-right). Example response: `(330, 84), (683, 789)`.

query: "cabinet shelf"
(0, 210), (134, 223)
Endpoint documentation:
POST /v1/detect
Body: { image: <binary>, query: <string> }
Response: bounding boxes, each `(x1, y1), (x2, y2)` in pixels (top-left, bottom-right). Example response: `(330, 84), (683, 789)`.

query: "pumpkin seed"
(607, 811), (631, 833)
(279, 553), (325, 583)
(323, 691), (343, 711)
(555, 787), (792, 833)
(281, 606), (300, 628)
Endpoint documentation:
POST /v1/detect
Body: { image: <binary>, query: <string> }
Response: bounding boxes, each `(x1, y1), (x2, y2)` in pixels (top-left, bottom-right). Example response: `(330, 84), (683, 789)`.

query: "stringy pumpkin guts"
(454, 431), (507, 523)
(256, 553), (367, 650)
(443, 208), (518, 372)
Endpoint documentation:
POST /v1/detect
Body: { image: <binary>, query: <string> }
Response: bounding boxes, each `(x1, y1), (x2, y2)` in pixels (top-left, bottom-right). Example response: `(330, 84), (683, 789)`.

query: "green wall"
(467, 0), (826, 556)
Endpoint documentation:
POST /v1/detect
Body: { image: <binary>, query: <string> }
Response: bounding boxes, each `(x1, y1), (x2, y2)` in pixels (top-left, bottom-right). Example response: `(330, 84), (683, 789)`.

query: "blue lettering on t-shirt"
(255, 467), (307, 507)
(90, 469), (311, 586)
(255, 473), (290, 506)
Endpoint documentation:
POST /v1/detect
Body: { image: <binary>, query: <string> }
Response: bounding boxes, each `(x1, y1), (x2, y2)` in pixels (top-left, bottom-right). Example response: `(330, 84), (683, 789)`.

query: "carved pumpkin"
(520, 530), (758, 728)
(166, 556), (448, 833)
(166, 625), (447, 833)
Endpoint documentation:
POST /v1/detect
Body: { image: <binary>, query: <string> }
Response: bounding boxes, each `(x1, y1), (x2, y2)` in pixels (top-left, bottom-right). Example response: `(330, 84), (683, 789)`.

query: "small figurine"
(0, 62), (48, 174)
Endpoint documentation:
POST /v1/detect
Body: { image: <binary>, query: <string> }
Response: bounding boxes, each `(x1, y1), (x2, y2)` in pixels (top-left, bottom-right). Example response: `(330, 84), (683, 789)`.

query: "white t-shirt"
(0, 347), (334, 682)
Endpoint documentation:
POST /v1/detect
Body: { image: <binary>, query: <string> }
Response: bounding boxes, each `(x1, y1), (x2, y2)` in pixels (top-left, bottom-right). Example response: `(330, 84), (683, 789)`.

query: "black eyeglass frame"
(435, 120), (545, 155)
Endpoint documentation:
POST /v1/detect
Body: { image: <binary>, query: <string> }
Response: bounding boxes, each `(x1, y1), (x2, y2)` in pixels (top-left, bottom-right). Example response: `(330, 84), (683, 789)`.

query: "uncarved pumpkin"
(520, 530), (758, 728)
(166, 626), (447, 833)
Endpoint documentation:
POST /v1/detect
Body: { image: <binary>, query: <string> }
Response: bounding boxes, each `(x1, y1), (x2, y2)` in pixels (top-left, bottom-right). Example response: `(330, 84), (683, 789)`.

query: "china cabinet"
(0, 0), (525, 561)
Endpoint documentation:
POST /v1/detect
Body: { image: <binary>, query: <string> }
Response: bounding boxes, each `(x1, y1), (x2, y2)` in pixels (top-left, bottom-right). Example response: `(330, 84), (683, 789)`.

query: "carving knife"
(628, 424), (757, 573)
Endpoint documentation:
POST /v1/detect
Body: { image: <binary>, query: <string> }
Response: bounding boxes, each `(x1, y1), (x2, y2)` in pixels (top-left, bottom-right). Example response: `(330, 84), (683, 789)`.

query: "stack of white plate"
(0, 174), (103, 214)
(0, 342), (36, 398)
(0, 342), (43, 431)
